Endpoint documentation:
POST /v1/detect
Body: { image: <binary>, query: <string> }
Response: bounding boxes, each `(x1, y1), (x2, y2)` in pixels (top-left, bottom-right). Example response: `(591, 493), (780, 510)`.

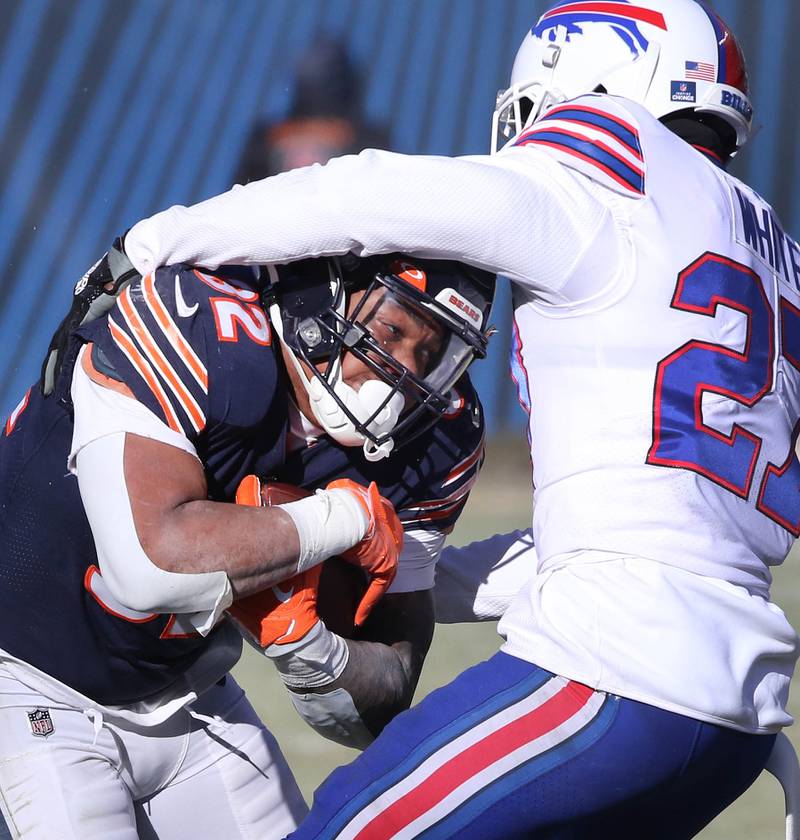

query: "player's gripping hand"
(227, 476), (323, 649)
(41, 236), (140, 395)
(228, 567), (323, 649)
(325, 479), (402, 626)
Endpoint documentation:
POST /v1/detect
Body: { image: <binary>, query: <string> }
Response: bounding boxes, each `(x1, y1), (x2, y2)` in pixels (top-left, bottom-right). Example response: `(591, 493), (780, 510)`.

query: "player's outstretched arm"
(229, 478), (421, 748)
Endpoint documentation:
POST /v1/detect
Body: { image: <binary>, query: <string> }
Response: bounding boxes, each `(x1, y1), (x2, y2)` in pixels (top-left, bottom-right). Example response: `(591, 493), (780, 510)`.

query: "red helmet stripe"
(698, 4), (748, 92)
(542, 2), (667, 31)
(720, 23), (748, 92)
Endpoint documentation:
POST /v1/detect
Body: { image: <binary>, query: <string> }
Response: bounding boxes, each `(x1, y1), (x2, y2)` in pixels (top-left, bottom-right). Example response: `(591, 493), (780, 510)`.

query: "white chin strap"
(307, 373), (403, 462)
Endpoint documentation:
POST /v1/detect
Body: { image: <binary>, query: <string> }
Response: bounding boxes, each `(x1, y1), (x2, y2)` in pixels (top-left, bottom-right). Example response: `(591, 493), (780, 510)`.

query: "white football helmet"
(492, 0), (752, 155)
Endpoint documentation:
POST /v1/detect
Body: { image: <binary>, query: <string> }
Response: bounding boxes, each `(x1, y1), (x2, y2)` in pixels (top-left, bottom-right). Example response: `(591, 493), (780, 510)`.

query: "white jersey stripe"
(442, 433), (485, 488)
(396, 690), (606, 840)
(528, 118), (644, 169)
(108, 316), (182, 433)
(400, 478), (477, 526)
(5, 388), (30, 436)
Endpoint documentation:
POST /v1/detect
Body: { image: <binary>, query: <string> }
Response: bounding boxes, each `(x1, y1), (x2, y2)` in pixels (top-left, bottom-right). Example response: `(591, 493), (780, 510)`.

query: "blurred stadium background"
(2, 0), (799, 837)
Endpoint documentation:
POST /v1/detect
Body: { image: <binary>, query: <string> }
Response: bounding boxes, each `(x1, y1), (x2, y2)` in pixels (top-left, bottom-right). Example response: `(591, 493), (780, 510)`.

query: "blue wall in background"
(0, 0), (796, 432)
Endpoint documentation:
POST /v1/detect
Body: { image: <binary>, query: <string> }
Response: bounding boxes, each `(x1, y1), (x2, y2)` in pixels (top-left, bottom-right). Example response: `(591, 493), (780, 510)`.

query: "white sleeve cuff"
(434, 529), (536, 622)
(76, 432), (233, 620)
(387, 528), (446, 594)
(183, 582), (234, 636)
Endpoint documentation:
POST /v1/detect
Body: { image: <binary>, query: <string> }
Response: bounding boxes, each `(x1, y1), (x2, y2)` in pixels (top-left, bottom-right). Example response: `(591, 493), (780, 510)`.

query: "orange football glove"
(228, 567), (322, 648)
(326, 479), (402, 626)
(227, 476), (321, 649)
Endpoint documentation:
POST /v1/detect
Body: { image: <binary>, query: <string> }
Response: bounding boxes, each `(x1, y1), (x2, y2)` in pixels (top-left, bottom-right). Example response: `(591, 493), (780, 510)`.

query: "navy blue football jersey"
(0, 264), (483, 706)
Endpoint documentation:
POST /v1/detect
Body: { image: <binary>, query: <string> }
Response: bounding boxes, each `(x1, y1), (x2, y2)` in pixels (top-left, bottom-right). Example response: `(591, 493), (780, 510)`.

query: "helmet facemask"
(267, 257), (494, 461)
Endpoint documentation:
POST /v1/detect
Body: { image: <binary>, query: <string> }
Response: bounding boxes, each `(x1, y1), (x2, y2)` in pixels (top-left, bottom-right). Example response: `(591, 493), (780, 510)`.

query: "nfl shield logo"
(27, 708), (54, 738)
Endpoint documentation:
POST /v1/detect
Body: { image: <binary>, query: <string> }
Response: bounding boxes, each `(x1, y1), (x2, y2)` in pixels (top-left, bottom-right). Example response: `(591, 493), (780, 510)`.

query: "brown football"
(317, 556), (368, 638)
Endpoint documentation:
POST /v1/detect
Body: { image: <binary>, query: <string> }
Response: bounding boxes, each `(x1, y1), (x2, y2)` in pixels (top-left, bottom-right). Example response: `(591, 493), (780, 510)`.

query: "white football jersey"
(506, 95), (799, 586)
(125, 93), (800, 732)
(494, 96), (800, 733)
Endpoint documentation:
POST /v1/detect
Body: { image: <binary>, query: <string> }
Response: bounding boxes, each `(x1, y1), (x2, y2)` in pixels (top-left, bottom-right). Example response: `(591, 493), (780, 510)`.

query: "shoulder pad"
(84, 264), (277, 440)
(514, 94), (646, 198)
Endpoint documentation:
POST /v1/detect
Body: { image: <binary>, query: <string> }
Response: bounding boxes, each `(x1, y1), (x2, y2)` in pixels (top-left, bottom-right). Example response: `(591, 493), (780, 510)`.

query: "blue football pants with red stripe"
(287, 652), (774, 840)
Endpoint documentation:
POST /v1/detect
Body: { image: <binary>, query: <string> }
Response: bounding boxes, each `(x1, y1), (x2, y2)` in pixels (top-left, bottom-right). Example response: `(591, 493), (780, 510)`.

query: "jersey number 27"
(647, 252), (800, 536)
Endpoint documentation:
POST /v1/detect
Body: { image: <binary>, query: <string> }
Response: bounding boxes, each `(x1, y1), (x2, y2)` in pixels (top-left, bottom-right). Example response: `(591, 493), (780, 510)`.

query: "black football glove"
(41, 236), (140, 396)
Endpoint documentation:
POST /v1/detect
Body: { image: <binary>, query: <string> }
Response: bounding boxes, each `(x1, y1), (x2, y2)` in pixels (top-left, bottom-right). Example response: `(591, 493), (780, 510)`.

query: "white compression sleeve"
(75, 433), (232, 633)
(124, 147), (611, 301)
(265, 621), (349, 688)
(288, 688), (374, 750)
(267, 625), (372, 750)
(434, 529), (537, 623)
(69, 345), (197, 474)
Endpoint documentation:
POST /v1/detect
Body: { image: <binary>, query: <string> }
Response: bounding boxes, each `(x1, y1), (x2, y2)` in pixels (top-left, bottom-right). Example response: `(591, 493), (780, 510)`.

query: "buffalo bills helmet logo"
(533, 1), (668, 58)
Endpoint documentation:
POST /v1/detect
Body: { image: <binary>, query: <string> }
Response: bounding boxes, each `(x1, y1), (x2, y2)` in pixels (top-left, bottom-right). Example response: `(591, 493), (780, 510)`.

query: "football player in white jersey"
(108, 0), (800, 836)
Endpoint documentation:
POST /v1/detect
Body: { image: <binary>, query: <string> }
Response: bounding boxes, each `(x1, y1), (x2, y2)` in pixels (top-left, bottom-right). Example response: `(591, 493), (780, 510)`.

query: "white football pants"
(0, 670), (308, 839)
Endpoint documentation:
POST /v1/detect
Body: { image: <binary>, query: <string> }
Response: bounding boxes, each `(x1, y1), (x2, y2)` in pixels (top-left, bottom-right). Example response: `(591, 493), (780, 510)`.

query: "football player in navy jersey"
(0, 252), (494, 839)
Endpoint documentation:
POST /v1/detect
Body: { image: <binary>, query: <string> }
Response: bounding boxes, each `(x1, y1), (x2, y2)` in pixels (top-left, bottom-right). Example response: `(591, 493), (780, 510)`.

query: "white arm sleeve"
(434, 529), (537, 623)
(69, 346), (196, 472)
(125, 148), (617, 302)
(71, 350), (232, 633)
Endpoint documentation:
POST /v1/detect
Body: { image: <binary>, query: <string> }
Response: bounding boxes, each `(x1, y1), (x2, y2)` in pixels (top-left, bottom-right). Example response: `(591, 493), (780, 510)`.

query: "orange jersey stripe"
(142, 273), (208, 392)
(443, 434), (485, 488)
(108, 318), (182, 433)
(118, 288), (206, 432)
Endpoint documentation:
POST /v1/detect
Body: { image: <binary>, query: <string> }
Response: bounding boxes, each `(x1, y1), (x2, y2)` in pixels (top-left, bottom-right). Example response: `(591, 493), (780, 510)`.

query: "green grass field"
(233, 435), (798, 838)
